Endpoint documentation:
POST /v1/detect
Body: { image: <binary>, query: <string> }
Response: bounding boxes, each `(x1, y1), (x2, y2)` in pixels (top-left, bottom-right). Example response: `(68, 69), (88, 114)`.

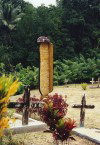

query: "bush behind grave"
(8, 64), (38, 94)
(0, 56), (99, 94)
(54, 56), (100, 85)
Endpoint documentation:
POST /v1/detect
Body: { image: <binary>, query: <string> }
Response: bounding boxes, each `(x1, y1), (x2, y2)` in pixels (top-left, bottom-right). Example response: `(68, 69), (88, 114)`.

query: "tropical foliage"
(0, 75), (20, 137)
(38, 93), (76, 142)
(38, 93), (68, 131)
(0, 0), (23, 30)
(53, 118), (76, 142)
(0, 55), (99, 94)
(0, 0), (99, 67)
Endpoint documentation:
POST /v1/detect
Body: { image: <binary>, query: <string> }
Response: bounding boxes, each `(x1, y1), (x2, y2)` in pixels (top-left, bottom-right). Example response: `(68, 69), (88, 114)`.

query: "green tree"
(60, 0), (100, 58)
(0, 0), (24, 65)
(0, 0), (23, 30)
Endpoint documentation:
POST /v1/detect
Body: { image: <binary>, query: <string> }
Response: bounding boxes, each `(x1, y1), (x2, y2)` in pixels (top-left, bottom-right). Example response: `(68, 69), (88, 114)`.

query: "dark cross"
(8, 86), (43, 125)
(22, 86), (30, 125)
(72, 94), (95, 127)
(96, 78), (100, 88)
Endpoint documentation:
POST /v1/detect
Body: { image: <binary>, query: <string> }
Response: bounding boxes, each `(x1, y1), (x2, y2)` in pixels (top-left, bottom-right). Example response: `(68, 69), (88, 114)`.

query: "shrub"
(81, 83), (88, 90)
(0, 63), (5, 74)
(54, 56), (99, 85)
(1, 56), (99, 90)
(14, 64), (39, 94)
(0, 75), (20, 138)
(38, 93), (68, 131)
(16, 96), (40, 114)
(53, 118), (76, 142)
(38, 93), (76, 143)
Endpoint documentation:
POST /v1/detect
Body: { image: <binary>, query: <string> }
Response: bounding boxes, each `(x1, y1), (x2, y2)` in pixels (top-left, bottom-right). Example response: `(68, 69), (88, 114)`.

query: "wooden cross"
(96, 78), (100, 88)
(22, 86), (30, 125)
(72, 94), (95, 127)
(8, 86), (43, 125)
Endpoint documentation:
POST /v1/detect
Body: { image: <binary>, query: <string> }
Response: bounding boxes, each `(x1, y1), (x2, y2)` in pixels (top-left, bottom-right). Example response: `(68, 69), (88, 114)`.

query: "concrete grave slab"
(73, 127), (100, 144)
(5, 113), (48, 135)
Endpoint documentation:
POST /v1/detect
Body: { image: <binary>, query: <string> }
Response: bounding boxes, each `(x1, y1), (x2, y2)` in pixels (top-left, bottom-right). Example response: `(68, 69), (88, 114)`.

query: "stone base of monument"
(5, 113), (48, 135)
(73, 127), (100, 144)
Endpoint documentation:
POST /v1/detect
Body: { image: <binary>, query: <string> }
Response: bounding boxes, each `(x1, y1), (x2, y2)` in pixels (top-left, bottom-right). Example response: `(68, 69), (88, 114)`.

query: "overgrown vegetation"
(0, 0), (99, 92)
(0, 55), (99, 94)
(54, 56), (100, 85)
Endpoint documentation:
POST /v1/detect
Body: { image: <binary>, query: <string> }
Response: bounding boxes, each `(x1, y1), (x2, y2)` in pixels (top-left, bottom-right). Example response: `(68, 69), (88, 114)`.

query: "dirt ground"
(10, 84), (100, 145)
(51, 84), (100, 129)
(12, 132), (97, 145)
(11, 84), (100, 129)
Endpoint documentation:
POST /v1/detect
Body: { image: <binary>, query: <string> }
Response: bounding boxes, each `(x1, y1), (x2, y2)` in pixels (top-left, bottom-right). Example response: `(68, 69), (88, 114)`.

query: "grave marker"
(90, 78), (95, 88)
(22, 86), (30, 125)
(37, 36), (53, 98)
(90, 78), (100, 88)
(8, 86), (43, 125)
(72, 94), (95, 127)
(96, 78), (100, 88)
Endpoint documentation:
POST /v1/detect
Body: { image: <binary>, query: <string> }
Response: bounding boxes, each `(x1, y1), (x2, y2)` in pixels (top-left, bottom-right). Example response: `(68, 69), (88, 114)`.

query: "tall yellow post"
(37, 36), (53, 98)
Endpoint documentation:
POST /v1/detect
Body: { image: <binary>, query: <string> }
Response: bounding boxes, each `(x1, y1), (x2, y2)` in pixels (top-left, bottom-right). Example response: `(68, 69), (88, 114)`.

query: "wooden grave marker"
(22, 86), (30, 125)
(72, 94), (95, 127)
(37, 36), (53, 98)
(96, 78), (100, 88)
(8, 86), (43, 125)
